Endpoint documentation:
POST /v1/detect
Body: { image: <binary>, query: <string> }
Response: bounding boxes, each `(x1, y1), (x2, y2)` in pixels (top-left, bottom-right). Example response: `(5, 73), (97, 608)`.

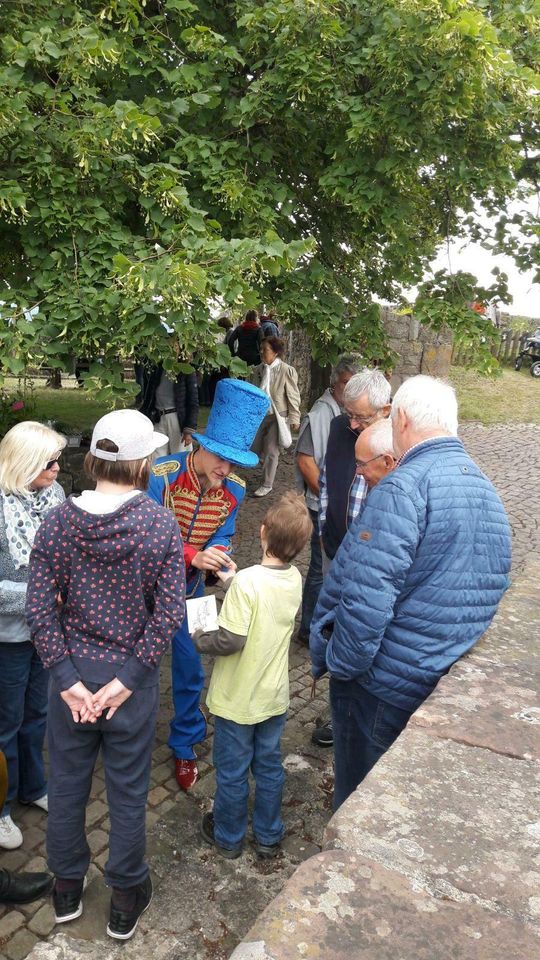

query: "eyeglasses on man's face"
(355, 453), (386, 470)
(344, 409), (380, 427)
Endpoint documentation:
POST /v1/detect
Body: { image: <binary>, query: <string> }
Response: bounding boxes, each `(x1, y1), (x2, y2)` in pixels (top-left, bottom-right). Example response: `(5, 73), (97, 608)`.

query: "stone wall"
(380, 305), (454, 390)
(287, 308), (454, 408)
(230, 558), (540, 959)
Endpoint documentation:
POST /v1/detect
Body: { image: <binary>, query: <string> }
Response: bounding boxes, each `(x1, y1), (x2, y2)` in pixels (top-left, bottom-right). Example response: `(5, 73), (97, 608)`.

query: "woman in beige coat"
(250, 337), (302, 497)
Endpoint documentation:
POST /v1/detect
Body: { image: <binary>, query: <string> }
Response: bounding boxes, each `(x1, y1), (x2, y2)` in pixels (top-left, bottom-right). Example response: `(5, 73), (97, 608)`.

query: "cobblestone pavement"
(0, 423), (538, 960)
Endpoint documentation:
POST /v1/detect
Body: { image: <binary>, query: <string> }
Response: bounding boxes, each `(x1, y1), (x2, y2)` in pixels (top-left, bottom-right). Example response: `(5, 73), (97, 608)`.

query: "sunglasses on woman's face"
(44, 456), (61, 471)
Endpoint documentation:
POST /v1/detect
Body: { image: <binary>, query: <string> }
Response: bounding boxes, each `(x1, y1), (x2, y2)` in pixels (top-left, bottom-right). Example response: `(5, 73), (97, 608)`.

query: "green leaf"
(0, 0), (533, 393)
(5, 357), (25, 375)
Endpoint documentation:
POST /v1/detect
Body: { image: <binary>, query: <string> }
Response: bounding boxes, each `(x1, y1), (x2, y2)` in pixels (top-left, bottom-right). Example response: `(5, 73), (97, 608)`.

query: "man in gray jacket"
(295, 356), (361, 644)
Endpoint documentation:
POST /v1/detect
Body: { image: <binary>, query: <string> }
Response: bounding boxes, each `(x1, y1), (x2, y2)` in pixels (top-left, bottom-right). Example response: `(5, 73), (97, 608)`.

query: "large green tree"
(0, 0), (538, 398)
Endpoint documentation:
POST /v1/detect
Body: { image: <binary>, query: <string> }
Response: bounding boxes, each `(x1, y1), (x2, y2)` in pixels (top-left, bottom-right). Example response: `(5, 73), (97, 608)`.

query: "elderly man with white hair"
(310, 368), (391, 747)
(310, 374), (511, 810)
(354, 417), (395, 491)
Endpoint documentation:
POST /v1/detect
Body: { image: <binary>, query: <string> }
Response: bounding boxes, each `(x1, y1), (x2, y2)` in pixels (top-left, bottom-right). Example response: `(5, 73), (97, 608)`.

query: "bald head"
(355, 419), (396, 489)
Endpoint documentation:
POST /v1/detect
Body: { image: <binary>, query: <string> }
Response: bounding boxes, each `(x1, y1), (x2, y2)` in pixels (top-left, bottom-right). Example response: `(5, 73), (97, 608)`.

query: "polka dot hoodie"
(26, 493), (185, 692)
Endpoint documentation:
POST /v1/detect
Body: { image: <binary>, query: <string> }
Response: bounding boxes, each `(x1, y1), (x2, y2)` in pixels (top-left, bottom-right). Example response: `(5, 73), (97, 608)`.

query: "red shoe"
(175, 758), (199, 792)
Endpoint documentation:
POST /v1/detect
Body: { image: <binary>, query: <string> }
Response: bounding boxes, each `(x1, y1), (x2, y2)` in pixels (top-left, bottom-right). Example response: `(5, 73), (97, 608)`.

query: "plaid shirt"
(318, 461), (367, 537)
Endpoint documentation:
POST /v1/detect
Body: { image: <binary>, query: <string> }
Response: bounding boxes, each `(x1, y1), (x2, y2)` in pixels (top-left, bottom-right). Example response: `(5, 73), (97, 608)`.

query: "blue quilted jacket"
(310, 437), (511, 712)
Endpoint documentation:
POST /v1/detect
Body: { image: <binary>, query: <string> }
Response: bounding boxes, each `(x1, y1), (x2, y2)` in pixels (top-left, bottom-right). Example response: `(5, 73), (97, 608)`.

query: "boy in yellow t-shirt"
(193, 492), (311, 859)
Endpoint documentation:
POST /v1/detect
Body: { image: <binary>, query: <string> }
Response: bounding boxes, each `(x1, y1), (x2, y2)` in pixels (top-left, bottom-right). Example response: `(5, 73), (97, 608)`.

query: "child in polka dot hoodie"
(26, 410), (186, 940)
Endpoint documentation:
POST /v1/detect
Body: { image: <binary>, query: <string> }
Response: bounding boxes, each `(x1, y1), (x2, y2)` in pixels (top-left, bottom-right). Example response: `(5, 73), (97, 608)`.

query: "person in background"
(136, 343), (199, 455)
(295, 355), (362, 645)
(259, 312), (280, 338)
(26, 410), (185, 941)
(250, 337), (302, 498)
(194, 493), (312, 859)
(206, 315), (236, 405)
(310, 376), (511, 810)
(0, 750), (54, 903)
(228, 310), (263, 367)
(217, 314), (235, 347)
(0, 421), (66, 851)
(487, 300), (502, 328)
(147, 379), (270, 792)
(312, 369), (391, 748)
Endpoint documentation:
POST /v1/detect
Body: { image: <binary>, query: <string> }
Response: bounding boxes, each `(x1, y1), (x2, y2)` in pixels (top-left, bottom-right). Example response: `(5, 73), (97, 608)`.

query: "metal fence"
(452, 329), (533, 366)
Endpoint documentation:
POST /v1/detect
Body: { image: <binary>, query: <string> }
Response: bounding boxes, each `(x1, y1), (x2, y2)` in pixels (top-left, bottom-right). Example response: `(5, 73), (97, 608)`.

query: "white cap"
(90, 410), (168, 462)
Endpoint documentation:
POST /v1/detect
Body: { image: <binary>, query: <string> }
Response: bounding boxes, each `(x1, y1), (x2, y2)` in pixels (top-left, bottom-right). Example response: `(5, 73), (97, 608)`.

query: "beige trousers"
(155, 411), (192, 458)
(251, 414), (280, 488)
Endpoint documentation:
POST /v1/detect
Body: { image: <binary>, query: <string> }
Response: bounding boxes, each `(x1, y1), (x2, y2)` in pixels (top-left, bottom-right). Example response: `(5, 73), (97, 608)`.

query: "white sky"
(429, 195), (539, 318)
(430, 240), (538, 317)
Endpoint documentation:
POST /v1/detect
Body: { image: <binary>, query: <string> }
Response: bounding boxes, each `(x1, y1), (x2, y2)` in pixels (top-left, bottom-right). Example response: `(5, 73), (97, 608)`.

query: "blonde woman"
(250, 337), (301, 496)
(0, 421), (66, 850)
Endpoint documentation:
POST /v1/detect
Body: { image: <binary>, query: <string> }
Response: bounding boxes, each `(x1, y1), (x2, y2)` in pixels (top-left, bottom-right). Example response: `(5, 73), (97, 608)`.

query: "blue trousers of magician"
(168, 581), (207, 760)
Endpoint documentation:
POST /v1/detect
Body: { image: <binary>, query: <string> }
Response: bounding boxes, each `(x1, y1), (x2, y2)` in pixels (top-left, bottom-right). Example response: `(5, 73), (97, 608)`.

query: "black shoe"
(0, 868), (54, 905)
(311, 723), (333, 747)
(200, 812), (242, 860)
(254, 839), (282, 860)
(53, 877), (86, 923)
(107, 875), (153, 941)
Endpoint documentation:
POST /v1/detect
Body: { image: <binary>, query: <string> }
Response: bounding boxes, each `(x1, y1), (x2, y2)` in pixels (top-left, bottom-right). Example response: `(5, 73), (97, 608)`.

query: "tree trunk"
(45, 369), (62, 389)
(286, 328), (312, 409)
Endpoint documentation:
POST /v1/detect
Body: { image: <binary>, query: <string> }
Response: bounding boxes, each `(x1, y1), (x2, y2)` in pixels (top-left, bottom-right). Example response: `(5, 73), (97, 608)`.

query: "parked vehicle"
(515, 329), (540, 378)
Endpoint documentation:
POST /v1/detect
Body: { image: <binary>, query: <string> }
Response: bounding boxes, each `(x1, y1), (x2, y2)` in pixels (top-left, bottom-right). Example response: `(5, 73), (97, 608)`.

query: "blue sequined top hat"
(191, 379), (270, 467)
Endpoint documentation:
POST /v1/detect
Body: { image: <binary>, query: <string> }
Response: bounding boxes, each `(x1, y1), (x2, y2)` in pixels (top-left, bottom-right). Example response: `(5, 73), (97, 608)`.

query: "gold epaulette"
(152, 459), (181, 477)
(228, 472), (246, 488)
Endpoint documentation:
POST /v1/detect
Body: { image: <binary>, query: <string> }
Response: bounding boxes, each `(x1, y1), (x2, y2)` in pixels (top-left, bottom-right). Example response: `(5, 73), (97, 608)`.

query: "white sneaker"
(0, 814), (23, 849)
(253, 486), (272, 498)
(20, 793), (48, 813)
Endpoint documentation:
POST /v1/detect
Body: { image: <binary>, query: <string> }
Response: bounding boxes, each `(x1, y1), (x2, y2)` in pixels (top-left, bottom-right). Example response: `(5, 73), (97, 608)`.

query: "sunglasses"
(44, 456), (61, 471)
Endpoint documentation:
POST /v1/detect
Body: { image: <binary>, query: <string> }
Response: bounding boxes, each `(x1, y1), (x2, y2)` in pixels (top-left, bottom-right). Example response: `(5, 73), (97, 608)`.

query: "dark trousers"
(0, 642), (47, 815)
(47, 680), (159, 888)
(330, 679), (412, 811)
(299, 508), (323, 637)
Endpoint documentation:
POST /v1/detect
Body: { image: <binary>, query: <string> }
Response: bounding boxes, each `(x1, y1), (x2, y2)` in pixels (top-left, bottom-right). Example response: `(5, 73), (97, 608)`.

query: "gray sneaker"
(200, 812), (242, 859)
(311, 723), (333, 747)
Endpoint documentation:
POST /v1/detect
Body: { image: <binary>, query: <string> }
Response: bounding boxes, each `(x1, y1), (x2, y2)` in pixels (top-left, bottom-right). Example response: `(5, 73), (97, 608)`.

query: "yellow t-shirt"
(206, 563), (302, 724)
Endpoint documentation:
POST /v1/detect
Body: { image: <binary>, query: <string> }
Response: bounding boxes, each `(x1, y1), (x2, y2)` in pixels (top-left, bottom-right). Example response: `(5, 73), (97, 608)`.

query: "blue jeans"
(168, 581), (207, 760)
(213, 713), (287, 850)
(330, 680), (411, 811)
(299, 509), (323, 638)
(0, 642), (48, 816)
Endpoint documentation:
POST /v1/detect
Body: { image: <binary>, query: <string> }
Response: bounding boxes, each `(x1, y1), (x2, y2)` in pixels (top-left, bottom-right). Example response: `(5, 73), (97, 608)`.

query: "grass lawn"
(5, 379), (111, 435)
(4, 377), (212, 436)
(4, 367), (539, 434)
(449, 365), (540, 425)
